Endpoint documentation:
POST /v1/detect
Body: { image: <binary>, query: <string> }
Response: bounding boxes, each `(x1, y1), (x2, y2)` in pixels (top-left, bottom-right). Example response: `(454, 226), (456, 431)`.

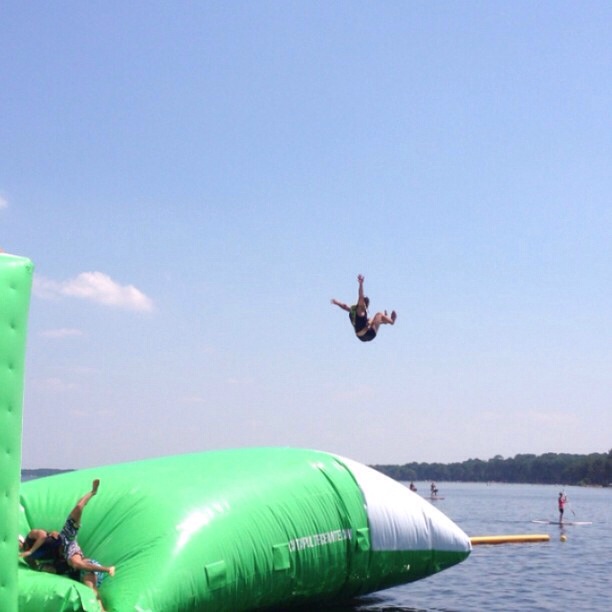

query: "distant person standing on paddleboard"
(331, 274), (397, 342)
(558, 492), (567, 523)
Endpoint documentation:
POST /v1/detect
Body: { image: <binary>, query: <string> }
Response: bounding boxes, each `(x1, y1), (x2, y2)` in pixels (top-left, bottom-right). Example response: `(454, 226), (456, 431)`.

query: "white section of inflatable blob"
(338, 456), (471, 553)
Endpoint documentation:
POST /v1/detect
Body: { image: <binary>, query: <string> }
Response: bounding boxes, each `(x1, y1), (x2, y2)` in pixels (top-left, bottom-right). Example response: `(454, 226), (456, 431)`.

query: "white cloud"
(0, 194), (7, 210)
(34, 271), (154, 312)
(41, 328), (84, 339)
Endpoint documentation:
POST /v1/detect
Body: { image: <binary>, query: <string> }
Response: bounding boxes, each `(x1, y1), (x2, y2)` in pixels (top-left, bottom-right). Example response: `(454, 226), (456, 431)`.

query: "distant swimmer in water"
(558, 492), (567, 523)
(331, 274), (397, 342)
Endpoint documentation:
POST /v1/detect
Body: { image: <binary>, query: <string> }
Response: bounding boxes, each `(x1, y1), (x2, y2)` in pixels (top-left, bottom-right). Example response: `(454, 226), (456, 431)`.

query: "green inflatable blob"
(18, 568), (100, 612)
(19, 448), (471, 611)
(0, 254), (33, 612)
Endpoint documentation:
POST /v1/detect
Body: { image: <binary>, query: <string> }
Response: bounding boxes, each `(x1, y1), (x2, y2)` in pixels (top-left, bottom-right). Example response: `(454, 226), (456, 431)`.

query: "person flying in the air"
(331, 274), (397, 342)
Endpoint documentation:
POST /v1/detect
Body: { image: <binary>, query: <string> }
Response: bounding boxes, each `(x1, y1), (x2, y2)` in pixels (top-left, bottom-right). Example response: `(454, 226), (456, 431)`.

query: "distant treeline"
(19, 452), (612, 487)
(21, 468), (72, 481)
(372, 451), (612, 487)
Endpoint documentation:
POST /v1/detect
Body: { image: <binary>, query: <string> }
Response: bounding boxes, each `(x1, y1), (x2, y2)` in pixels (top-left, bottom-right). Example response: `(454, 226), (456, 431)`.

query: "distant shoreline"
(21, 468), (73, 481)
(21, 450), (611, 488)
(372, 450), (611, 488)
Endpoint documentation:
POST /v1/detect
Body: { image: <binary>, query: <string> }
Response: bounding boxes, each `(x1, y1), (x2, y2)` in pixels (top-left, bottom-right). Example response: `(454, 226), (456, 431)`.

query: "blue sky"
(2, 1), (610, 469)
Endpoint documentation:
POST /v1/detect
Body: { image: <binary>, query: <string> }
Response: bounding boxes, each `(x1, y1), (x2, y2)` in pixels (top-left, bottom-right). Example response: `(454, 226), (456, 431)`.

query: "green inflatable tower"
(0, 253), (34, 612)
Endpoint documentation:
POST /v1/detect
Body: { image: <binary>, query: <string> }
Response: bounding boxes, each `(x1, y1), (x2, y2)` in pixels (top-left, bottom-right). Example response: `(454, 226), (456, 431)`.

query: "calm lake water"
(323, 482), (611, 612)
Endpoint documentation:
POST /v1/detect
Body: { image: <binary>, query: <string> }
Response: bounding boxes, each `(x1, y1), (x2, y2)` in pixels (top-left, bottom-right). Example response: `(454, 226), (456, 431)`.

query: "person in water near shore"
(558, 492), (567, 523)
(20, 479), (115, 610)
(409, 482), (417, 492)
(331, 274), (397, 342)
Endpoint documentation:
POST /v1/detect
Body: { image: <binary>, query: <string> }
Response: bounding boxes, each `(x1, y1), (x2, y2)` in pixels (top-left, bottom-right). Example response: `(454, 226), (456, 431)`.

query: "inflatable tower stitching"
(0, 253), (34, 612)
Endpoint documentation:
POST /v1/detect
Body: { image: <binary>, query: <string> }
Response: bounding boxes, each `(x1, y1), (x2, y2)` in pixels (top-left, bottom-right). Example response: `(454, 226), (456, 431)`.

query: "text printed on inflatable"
(288, 529), (352, 552)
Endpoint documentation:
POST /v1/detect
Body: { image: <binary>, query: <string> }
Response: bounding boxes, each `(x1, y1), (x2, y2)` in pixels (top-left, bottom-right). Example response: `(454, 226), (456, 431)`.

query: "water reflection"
(273, 594), (444, 611)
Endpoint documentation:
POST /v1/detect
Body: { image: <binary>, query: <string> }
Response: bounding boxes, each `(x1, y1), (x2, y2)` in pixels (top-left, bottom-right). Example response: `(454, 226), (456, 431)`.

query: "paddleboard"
(428, 496), (445, 501)
(531, 520), (592, 526)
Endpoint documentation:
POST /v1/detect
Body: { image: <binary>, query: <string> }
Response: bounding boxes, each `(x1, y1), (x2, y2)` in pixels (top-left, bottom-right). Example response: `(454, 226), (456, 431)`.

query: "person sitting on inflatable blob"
(19, 479), (115, 611)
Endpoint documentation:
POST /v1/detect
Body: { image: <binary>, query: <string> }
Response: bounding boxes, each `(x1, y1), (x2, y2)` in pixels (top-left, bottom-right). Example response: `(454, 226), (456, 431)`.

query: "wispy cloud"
(522, 410), (580, 427)
(180, 395), (207, 404)
(227, 376), (255, 385)
(34, 271), (154, 312)
(333, 384), (375, 402)
(0, 194), (7, 210)
(38, 377), (78, 392)
(40, 328), (84, 339)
